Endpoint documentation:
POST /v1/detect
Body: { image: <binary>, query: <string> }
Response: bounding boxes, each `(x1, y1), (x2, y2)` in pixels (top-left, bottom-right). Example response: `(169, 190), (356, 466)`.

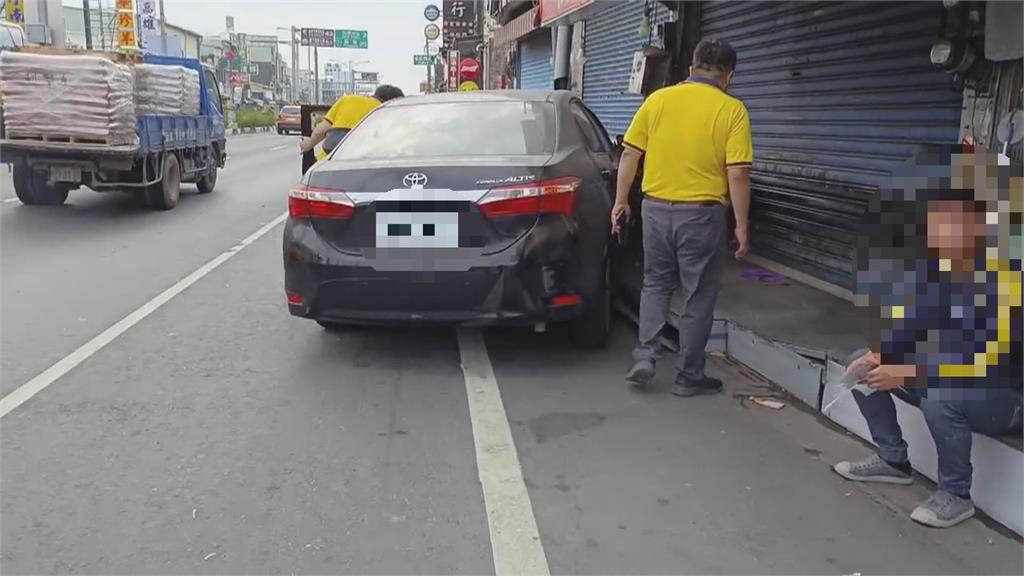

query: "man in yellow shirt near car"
(611, 38), (753, 398)
(299, 84), (404, 160)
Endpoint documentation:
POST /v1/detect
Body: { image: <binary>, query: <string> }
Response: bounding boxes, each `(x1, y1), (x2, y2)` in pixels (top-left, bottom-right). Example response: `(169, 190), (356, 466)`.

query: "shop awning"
(492, 6), (540, 47)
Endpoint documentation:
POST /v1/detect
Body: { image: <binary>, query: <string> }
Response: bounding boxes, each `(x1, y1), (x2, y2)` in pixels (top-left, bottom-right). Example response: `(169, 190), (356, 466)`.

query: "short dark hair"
(374, 84), (405, 102)
(692, 38), (737, 74)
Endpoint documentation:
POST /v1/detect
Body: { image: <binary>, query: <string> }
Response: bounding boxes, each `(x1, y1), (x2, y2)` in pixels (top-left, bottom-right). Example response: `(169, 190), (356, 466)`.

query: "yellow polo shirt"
(623, 80), (753, 203)
(325, 94), (380, 130)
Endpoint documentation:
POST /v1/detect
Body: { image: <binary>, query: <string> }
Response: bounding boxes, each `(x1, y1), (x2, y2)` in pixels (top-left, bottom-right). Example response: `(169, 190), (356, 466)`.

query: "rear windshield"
(281, 106), (299, 114)
(334, 101), (556, 160)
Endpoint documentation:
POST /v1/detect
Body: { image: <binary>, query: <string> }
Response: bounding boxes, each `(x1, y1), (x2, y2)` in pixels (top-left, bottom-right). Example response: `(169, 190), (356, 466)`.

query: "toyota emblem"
(403, 172), (428, 188)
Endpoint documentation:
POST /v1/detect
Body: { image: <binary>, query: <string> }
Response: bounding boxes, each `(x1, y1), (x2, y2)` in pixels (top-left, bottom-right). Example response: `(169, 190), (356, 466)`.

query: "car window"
(334, 101), (556, 160)
(203, 69), (223, 115)
(570, 101), (610, 153)
(282, 106), (300, 114)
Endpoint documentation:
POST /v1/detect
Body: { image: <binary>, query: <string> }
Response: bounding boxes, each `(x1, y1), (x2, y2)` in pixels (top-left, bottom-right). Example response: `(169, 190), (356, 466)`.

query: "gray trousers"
(633, 198), (727, 381)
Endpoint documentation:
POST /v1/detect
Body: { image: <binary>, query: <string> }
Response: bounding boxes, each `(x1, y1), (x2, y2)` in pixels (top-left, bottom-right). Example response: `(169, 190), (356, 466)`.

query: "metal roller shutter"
(518, 33), (553, 90)
(582, 1), (672, 136)
(702, 1), (963, 288)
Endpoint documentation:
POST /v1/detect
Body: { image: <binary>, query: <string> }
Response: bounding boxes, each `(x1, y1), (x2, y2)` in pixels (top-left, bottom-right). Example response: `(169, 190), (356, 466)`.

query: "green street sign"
(413, 54), (432, 66)
(335, 29), (368, 49)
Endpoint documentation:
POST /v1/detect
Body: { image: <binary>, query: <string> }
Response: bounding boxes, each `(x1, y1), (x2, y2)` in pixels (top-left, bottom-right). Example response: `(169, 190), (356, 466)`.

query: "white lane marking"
(457, 328), (550, 576)
(3, 198), (20, 204)
(0, 211), (289, 419)
(269, 144), (290, 151)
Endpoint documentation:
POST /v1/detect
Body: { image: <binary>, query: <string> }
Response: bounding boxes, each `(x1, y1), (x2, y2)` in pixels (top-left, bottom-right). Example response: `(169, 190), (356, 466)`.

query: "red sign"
(458, 57), (480, 79)
(539, 0), (597, 25)
(225, 50), (236, 61)
(229, 71), (250, 86)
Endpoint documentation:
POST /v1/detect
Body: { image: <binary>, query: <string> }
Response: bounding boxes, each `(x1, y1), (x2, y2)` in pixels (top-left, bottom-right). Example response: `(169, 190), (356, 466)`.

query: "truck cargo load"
(135, 63), (200, 117)
(0, 51), (137, 146)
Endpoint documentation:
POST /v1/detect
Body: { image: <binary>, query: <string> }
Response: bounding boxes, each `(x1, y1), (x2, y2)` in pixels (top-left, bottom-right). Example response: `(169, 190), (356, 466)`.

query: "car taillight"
(478, 176), (581, 217)
(288, 184), (356, 219)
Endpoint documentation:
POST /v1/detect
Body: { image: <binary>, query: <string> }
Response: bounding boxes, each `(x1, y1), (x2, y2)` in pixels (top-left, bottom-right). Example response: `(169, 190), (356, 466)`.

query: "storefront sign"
(458, 57), (480, 79)
(539, 0), (598, 26)
(442, 0), (479, 48)
(116, 0), (137, 51)
(459, 80), (479, 91)
(447, 49), (460, 91)
(5, 0), (25, 24)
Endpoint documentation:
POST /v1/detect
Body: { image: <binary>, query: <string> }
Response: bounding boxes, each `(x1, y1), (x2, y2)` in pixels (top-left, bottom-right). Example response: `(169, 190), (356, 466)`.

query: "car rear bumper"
(276, 122), (300, 131)
(283, 219), (587, 326)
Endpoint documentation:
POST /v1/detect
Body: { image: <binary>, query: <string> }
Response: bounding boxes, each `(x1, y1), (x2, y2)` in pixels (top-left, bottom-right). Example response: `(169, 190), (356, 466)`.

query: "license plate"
(375, 212), (459, 248)
(50, 166), (81, 183)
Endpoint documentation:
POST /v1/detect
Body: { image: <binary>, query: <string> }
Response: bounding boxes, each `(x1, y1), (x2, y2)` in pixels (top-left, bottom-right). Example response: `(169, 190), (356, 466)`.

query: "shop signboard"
(539, 0), (598, 26)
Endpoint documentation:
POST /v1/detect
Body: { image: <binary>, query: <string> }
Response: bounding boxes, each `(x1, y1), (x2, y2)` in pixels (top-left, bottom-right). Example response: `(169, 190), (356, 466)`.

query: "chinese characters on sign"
(300, 28), (334, 48)
(447, 49), (460, 91)
(116, 0), (137, 51)
(5, 0), (26, 24)
(442, 0), (479, 50)
(334, 29), (368, 49)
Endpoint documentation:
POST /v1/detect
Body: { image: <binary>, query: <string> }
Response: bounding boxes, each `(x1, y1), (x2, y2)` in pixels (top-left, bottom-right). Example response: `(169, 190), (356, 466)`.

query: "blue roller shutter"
(518, 32), (553, 90)
(582, 2), (672, 136)
(703, 1), (962, 288)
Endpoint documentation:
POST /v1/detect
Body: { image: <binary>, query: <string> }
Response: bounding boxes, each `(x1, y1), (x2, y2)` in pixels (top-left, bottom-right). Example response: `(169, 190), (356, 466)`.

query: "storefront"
(517, 31), (554, 90)
(700, 1), (964, 289)
(580, 1), (672, 136)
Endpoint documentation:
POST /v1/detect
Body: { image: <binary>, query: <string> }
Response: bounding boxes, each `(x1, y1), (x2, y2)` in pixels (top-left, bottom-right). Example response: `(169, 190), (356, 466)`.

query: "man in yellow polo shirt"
(611, 38), (753, 398)
(298, 84), (404, 158)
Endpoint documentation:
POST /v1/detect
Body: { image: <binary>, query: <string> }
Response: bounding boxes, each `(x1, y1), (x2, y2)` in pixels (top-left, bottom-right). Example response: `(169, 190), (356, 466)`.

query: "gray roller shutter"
(518, 32), (553, 90)
(582, 2), (672, 136)
(702, 1), (963, 288)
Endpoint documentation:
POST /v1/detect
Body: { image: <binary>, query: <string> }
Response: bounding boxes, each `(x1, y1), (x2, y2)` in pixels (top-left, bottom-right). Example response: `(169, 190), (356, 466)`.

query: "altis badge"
(475, 175), (536, 186)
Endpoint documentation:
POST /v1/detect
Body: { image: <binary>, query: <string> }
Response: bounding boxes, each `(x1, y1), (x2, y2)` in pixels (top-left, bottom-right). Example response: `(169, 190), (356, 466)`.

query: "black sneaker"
(671, 376), (723, 397)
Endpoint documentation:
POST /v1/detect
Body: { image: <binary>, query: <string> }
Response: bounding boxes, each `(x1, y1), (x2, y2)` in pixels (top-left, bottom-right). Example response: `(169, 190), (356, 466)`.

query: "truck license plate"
(50, 166), (82, 183)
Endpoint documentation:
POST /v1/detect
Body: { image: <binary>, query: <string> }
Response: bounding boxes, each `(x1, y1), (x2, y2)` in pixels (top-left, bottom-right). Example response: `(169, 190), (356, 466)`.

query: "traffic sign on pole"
(334, 29), (368, 49)
(424, 4), (441, 21)
(414, 54), (432, 66)
(424, 23), (440, 41)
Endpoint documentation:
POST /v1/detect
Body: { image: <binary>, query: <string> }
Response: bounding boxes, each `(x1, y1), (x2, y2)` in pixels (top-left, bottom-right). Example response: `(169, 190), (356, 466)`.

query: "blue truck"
(0, 54), (227, 210)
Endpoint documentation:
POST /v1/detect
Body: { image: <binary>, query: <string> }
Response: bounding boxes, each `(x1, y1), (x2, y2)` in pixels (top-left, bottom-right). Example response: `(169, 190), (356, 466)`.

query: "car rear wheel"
(13, 165), (70, 206)
(570, 258), (611, 349)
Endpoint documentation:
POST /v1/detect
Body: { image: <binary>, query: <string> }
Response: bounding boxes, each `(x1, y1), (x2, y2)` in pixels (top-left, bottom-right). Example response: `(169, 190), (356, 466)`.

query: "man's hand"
(611, 202), (631, 237)
(298, 138), (312, 154)
(844, 351), (880, 378)
(861, 364), (917, 391)
(734, 224), (749, 260)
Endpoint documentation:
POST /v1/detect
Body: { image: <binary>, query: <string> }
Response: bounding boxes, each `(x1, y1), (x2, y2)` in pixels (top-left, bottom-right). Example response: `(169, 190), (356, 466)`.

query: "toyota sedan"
(283, 91), (621, 348)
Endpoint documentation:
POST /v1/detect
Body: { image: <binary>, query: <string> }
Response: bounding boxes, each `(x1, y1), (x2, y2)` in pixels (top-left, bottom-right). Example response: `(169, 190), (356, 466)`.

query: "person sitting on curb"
(834, 145), (1022, 529)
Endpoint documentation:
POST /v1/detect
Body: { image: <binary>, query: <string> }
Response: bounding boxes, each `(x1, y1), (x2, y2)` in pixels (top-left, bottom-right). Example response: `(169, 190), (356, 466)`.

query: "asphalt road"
(1, 132), (1021, 575)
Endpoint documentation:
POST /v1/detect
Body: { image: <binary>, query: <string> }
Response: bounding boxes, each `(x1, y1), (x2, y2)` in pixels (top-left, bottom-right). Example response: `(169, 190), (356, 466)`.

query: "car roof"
(388, 90), (573, 107)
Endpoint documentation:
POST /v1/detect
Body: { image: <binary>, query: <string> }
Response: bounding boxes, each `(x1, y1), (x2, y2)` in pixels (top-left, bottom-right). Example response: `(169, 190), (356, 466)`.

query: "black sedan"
(283, 91), (621, 348)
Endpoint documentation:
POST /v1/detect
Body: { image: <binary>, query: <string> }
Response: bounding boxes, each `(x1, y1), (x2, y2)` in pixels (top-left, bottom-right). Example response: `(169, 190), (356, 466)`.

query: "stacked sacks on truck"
(134, 64), (200, 117)
(0, 51), (137, 146)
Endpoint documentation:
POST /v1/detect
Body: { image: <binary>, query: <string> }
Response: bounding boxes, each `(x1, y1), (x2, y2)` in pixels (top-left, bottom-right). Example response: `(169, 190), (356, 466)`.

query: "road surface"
(2, 132), (1020, 575)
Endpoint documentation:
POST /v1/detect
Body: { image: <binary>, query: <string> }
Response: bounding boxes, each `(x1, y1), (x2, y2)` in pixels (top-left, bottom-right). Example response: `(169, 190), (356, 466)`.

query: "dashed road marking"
(0, 211), (289, 418)
(457, 327), (550, 576)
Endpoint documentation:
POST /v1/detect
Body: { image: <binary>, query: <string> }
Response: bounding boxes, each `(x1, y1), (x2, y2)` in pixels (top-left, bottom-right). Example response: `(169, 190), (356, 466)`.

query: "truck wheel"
(12, 165), (70, 206)
(148, 154), (181, 210)
(197, 147), (218, 194)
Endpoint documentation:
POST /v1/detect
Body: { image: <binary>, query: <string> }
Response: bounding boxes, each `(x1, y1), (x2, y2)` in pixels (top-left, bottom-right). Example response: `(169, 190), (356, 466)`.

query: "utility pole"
(158, 0), (167, 55)
(314, 46), (320, 104)
(82, 0), (93, 50)
(291, 27), (299, 102)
